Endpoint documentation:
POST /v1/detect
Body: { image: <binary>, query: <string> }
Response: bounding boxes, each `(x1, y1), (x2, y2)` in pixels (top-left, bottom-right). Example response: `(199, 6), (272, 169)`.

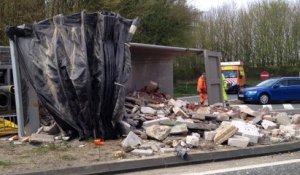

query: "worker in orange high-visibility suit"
(197, 73), (207, 105)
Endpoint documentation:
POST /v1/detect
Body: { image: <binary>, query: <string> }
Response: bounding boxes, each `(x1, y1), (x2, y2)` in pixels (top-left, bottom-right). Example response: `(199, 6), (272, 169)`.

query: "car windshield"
(222, 70), (237, 78)
(256, 79), (278, 87)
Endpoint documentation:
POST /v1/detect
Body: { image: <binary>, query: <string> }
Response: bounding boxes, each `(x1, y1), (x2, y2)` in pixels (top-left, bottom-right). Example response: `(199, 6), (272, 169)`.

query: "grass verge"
(174, 83), (197, 98)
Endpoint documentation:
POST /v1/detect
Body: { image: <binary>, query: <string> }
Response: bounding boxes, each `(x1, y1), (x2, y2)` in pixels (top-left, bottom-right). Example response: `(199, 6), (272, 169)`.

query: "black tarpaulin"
(7, 11), (139, 140)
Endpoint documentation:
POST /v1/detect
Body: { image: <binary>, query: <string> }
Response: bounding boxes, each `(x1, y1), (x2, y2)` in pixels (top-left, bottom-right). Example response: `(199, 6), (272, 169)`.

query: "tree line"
(188, 0), (300, 80)
(0, 0), (194, 46)
(0, 0), (299, 81)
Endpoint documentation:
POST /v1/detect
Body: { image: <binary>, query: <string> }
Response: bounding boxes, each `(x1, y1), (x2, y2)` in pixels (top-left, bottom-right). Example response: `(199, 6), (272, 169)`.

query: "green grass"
(0, 160), (11, 167)
(174, 78), (263, 97)
(60, 154), (77, 161)
(32, 144), (68, 155)
(246, 78), (262, 86)
(174, 83), (197, 97)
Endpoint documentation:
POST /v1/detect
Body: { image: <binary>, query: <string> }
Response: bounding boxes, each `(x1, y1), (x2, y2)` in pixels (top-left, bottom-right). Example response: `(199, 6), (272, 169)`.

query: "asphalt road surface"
(179, 95), (300, 114)
(118, 151), (300, 175)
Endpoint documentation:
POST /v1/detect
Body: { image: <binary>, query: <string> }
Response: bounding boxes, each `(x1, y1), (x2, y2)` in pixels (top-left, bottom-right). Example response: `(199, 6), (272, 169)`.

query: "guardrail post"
(9, 39), (25, 137)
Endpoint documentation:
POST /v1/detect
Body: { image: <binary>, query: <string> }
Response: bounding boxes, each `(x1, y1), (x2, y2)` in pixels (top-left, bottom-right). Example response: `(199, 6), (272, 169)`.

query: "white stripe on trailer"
(262, 105), (272, 110)
(283, 104), (294, 110)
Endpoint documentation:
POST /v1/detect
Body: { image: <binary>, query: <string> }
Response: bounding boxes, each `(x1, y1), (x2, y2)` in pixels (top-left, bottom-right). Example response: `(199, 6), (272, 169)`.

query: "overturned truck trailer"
(7, 11), (139, 140)
(7, 11), (223, 140)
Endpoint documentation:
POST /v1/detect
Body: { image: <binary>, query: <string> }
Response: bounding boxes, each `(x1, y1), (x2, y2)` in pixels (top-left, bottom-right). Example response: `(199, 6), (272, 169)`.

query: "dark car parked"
(238, 77), (300, 104)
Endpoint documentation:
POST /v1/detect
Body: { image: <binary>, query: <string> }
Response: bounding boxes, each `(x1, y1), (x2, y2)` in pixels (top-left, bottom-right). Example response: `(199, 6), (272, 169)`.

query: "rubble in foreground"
(3, 81), (300, 161)
(120, 81), (300, 158)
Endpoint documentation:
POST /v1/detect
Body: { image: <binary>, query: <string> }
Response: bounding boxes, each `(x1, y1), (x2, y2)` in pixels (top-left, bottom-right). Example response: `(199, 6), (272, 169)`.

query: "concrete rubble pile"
(121, 81), (300, 158)
(4, 81), (300, 160)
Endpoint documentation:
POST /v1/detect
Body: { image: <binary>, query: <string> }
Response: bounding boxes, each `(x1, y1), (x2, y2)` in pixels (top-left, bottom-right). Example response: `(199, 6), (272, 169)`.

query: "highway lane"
(119, 151), (300, 175)
(179, 95), (300, 114)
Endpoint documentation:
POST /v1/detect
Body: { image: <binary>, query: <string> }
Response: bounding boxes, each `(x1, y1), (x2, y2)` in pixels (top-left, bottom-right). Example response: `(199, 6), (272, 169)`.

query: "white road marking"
(183, 159), (300, 175)
(262, 105), (272, 110)
(283, 104), (294, 110)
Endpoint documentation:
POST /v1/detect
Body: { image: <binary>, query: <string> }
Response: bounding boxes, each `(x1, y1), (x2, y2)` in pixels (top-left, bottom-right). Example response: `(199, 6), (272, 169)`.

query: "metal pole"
(9, 39), (25, 137)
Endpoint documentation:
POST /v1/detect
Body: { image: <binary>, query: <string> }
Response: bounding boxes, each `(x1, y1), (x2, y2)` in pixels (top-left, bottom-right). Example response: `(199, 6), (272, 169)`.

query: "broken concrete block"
(275, 112), (290, 125)
(43, 123), (60, 135)
(197, 106), (210, 114)
(121, 131), (142, 152)
(172, 106), (189, 118)
(141, 106), (156, 114)
(176, 116), (185, 122)
(251, 115), (262, 125)
(170, 124), (188, 135)
(220, 121), (232, 127)
(21, 137), (30, 143)
(160, 148), (175, 153)
(270, 137), (284, 143)
(258, 135), (271, 145)
(168, 98), (177, 106)
(211, 103), (223, 107)
(239, 105), (256, 117)
(242, 133), (260, 144)
(8, 135), (18, 141)
(172, 99), (186, 108)
(183, 119), (194, 123)
(118, 121), (132, 135)
(280, 125), (300, 137)
(204, 131), (217, 141)
(226, 110), (239, 119)
(180, 140), (187, 147)
(143, 117), (170, 128)
(131, 149), (154, 156)
(147, 103), (165, 109)
(186, 133), (200, 147)
(145, 125), (171, 141)
(131, 105), (139, 113)
(139, 142), (159, 151)
(168, 99), (186, 108)
(262, 120), (277, 130)
(29, 133), (55, 144)
(176, 116), (194, 123)
(151, 144), (160, 152)
(259, 107), (271, 115)
(191, 113), (205, 120)
(114, 150), (126, 158)
(214, 124), (238, 145)
(172, 140), (180, 147)
(240, 112), (248, 120)
(192, 132), (200, 138)
(231, 120), (260, 143)
(272, 129), (281, 137)
(13, 141), (23, 145)
(186, 122), (218, 130)
(217, 113), (230, 121)
(62, 136), (70, 141)
(146, 81), (159, 93)
(205, 114), (218, 121)
(159, 120), (180, 126)
(228, 135), (250, 148)
(263, 114), (274, 121)
(157, 110), (166, 118)
(292, 114), (300, 124)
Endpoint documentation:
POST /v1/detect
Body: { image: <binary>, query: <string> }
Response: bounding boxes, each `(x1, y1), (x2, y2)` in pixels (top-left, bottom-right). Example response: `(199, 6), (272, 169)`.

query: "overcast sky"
(186, 0), (296, 11)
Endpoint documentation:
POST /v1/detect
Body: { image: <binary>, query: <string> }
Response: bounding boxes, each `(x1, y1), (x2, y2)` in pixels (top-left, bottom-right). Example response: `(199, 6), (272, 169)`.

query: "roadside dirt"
(0, 137), (231, 175)
(0, 138), (126, 174)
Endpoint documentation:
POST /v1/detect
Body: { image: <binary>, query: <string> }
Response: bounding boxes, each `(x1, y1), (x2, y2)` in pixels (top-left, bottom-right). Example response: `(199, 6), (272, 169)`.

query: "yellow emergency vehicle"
(220, 61), (246, 93)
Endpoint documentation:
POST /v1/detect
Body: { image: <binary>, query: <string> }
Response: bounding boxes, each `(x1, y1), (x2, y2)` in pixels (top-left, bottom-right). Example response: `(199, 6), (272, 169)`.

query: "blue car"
(238, 77), (300, 104)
